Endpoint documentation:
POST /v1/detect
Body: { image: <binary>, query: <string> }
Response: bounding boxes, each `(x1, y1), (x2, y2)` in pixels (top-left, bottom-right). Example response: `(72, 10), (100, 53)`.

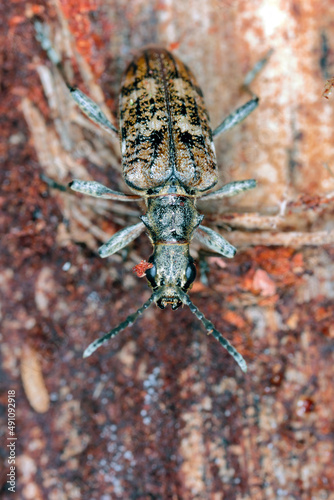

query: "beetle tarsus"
(213, 50), (272, 137)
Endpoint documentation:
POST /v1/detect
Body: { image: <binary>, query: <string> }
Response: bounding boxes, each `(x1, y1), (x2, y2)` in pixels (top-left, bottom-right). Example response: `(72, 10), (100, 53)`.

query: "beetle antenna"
(83, 294), (156, 358)
(177, 289), (247, 373)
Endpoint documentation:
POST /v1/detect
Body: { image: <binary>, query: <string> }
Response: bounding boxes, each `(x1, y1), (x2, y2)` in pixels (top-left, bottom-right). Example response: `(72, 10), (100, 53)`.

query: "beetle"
(35, 25), (269, 372)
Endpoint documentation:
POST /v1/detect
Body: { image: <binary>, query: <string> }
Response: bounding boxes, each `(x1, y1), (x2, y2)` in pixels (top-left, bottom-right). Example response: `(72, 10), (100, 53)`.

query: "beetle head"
(145, 244), (196, 309)
(83, 245), (247, 372)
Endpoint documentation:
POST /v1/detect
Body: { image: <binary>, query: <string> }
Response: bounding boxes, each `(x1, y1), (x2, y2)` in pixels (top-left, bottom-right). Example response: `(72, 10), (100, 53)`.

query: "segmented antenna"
(83, 294), (155, 358)
(177, 289), (247, 373)
(83, 287), (247, 373)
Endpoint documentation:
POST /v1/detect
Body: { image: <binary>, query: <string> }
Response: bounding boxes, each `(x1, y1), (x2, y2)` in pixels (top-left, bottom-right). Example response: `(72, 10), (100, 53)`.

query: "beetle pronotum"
(36, 22), (269, 372)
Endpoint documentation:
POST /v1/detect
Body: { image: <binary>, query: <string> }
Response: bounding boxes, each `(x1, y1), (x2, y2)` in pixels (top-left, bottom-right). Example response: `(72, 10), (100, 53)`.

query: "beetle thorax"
(141, 192), (204, 244)
(141, 185), (203, 309)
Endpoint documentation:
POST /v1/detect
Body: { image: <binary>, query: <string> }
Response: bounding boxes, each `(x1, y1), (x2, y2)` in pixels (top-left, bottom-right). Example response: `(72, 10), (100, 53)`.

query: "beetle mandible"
(65, 47), (269, 372)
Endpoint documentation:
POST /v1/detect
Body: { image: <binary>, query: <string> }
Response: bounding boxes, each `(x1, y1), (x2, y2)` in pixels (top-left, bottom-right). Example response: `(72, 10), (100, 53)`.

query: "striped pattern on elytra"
(35, 21), (270, 373)
(119, 48), (217, 193)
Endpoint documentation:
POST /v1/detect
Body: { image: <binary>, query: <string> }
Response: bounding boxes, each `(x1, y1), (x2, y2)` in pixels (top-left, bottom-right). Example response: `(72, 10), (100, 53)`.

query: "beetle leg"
(69, 88), (119, 135)
(212, 98), (259, 137)
(34, 19), (119, 135)
(195, 225), (236, 258)
(34, 19), (73, 90)
(200, 179), (256, 201)
(98, 222), (145, 257)
(213, 49), (272, 137)
(70, 180), (141, 202)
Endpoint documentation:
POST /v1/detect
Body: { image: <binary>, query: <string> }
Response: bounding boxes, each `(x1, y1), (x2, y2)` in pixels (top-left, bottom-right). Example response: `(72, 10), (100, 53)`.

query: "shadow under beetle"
(37, 34), (269, 371)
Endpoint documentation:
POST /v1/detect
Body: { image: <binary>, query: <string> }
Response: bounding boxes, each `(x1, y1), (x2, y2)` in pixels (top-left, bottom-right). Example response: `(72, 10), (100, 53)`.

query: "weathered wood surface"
(1, 1), (334, 499)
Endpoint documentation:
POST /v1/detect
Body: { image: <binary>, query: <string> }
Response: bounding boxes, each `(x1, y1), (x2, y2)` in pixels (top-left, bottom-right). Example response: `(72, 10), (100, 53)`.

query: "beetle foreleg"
(83, 294), (155, 358)
(177, 289), (247, 373)
(98, 222), (145, 257)
(70, 180), (141, 201)
(195, 225), (236, 258)
(200, 179), (256, 201)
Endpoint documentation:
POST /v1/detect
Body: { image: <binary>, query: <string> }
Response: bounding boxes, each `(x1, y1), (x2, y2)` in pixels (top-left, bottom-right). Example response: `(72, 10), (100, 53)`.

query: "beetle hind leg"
(34, 19), (118, 136)
(69, 88), (119, 135)
(212, 98), (259, 138)
(212, 49), (272, 138)
(34, 19), (62, 69)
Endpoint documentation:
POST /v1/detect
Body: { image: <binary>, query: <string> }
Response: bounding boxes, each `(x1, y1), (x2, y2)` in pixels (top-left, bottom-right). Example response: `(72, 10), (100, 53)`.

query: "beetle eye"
(184, 259), (196, 289)
(145, 263), (157, 287)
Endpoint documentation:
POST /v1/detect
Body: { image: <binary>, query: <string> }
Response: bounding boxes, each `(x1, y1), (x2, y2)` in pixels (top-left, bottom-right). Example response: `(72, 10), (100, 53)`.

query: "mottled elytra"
(40, 38), (269, 372)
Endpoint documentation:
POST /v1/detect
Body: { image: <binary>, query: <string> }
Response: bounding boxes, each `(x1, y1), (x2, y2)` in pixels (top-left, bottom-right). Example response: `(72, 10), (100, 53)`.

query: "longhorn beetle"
(36, 23), (270, 372)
